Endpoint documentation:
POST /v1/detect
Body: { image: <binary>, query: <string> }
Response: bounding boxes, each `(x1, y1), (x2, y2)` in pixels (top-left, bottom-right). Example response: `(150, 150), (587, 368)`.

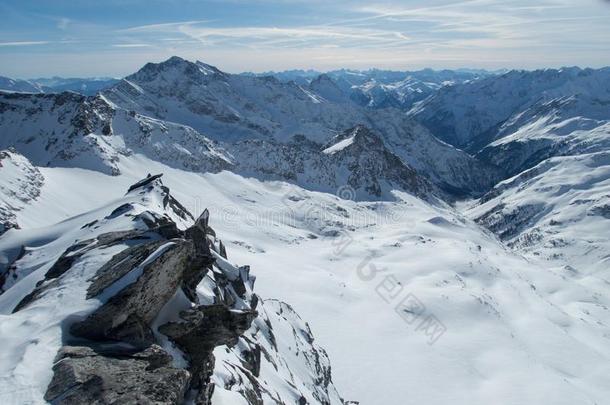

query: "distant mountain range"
(1, 66), (503, 106)
(0, 75), (120, 95)
(243, 68), (503, 110)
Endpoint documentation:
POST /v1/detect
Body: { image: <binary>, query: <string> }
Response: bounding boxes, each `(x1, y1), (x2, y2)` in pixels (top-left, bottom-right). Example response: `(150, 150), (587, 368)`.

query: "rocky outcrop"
(160, 305), (257, 404)
(44, 344), (190, 404)
(8, 174), (346, 404)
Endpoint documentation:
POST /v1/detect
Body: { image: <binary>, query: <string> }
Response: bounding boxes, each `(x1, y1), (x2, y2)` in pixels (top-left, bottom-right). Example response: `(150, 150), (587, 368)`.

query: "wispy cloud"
(0, 41), (49, 47)
(120, 20), (413, 50)
(112, 43), (153, 48)
(121, 20), (213, 33)
(0, 0), (609, 76)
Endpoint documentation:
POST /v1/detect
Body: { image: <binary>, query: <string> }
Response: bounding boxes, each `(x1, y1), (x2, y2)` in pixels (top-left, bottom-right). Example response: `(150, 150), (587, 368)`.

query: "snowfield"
(2, 155), (609, 404)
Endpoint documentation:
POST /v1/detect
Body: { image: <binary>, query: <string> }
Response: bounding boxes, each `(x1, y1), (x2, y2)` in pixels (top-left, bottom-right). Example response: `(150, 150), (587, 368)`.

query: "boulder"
(45, 344), (190, 404)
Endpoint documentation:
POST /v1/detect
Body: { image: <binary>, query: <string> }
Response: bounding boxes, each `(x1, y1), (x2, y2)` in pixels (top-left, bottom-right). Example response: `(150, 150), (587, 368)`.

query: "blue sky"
(1, 0), (610, 78)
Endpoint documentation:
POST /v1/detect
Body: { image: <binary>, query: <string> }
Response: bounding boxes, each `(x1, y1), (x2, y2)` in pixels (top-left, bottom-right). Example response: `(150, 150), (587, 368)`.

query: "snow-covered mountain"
(246, 68), (493, 110)
(0, 91), (232, 176)
(0, 86), (495, 200)
(0, 149), (44, 235)
(0, 76), (118, 96)
(33, 77), (120, 96)
(0, 76), (44, 94)
(2, 56), (610, 405)
(231, 125), (435, 200)
(101, 56), (499, 197)
(409, 67), (610, 161)
(407, 67), (610, 272)
(0, 174), (345, 404)
(468, 150), (610, 276)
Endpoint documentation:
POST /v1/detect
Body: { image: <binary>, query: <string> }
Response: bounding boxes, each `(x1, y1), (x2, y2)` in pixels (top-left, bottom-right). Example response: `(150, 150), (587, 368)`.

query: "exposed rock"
(211, 299), (346, 405)
(69, 240), (206, 347)
(44, 344), (190, 405)
(86, 240), (166, 299)
(589, 204), (610, 219)
(45, 240), (95, 280)
(31, 175), (345, 404)
(127, 173), (164, 193)
(159, 305), (257, 401)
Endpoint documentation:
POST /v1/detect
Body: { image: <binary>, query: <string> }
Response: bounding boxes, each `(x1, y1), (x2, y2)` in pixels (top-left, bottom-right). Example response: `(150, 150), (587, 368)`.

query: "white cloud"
(112, 43), (153, 48)
(0, 41), (49, 47)
(1, 0), (609, 75)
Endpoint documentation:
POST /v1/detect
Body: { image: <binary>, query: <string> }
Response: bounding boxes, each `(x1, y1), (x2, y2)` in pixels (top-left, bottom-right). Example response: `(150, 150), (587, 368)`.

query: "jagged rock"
(12, 232), (159, 312)
(69, 240), (208, 347)
(135, 211), (183, 239)
(44, 344), (190, 404)
(0, 244), (26, 294)
(86, 240), (166, 299)
(211, 300), (345, 405)
(159, 305), (257, 400)
(589, 204), (610, 219)
(0, 174), (346, 405)
(219, 240), (227, 259)
(127, 173), (164, 193)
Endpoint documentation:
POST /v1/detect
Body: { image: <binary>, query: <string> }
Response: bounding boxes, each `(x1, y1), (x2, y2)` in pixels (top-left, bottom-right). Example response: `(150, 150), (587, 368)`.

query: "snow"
(322, 134), (356, 155)
(2, 154), (609, 404)
(2, 58), (610, 405)
(0, 150), (43, 232)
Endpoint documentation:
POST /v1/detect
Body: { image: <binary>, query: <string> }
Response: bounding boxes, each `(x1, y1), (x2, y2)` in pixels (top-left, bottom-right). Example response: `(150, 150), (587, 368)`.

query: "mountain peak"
(127, 56), (226, 84)
(309, 74), (347, 103)
(321, 125), (384, 155)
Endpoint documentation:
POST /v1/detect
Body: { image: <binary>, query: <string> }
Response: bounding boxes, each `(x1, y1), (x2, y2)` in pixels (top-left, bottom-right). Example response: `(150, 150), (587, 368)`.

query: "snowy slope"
(0, 76), (43, 94)
(0, 174), (344, 404)
(476, 95), (610, 176)
(2, 157), (610, 404)
(410, 67), (610, 152)
(0, 91), (232, 175)
(469, 150), (610, 277)
(103, 56), (362, 144)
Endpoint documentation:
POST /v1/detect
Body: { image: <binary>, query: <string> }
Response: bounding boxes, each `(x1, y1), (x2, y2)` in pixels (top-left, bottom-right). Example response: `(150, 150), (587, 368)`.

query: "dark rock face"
(70, 241), (197, 346)
(42, 176), (261, 404)
(86, 240), (166, 299)
(44, 344), (190, 404)
(160, 305), (257, 403)
(231, 125), (436, 200)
